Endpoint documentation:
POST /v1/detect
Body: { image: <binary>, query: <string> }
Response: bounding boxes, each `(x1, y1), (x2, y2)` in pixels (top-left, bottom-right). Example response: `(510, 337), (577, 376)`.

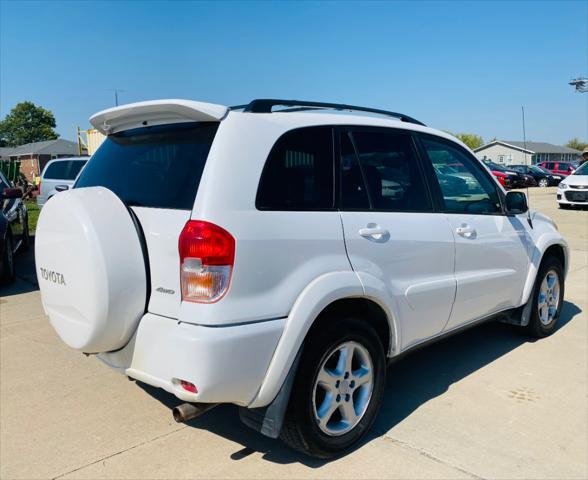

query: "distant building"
(474, 140), (581, 165)
(0, 139), (87, 182)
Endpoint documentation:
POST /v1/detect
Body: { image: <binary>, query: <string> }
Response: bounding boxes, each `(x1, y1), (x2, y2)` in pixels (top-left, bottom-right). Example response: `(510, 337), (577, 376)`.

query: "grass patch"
(25, 199), (40, 235)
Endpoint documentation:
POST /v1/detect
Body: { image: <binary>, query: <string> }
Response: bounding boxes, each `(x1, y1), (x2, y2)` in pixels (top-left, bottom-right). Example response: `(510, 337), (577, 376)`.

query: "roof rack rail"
(230, 99), (426, 126)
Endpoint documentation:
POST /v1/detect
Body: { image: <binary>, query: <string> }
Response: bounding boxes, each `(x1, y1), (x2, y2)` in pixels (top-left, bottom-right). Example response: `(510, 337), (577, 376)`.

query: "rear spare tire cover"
(35, 187), (147, 353)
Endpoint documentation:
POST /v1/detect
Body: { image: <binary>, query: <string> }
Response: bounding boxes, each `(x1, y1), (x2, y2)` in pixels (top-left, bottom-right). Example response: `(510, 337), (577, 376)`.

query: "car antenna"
(522, 105), (533, 228)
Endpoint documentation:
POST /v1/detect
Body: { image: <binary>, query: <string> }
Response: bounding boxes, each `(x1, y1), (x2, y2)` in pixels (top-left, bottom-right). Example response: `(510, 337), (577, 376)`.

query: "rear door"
(338, 128), (456, 350)
(419, 134), (530, 330)
(75, 122), (219, 319)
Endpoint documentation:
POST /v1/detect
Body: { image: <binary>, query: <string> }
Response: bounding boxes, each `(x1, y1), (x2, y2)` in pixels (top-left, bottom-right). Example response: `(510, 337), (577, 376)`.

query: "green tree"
(565, 138), (587, 151)
(454, 133), (484, 150)
(0, 101), (59, 147)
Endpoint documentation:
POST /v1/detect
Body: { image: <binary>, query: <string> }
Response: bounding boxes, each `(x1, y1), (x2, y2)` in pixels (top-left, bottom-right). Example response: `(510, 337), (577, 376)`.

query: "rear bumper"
(98, 313), (285, 406)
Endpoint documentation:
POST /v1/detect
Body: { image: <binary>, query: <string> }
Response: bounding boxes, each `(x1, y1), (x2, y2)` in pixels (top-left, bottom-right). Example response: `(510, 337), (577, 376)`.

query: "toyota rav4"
(36, 99), (568, 458)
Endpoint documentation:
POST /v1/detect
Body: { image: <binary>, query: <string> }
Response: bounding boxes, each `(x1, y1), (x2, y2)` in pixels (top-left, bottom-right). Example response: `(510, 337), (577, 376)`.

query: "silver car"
(37, 157), (88, 208)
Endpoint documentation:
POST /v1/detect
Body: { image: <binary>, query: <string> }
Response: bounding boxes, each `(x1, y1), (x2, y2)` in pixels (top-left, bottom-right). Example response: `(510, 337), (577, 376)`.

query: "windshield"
(485, 162), (508, 172)
(573, 162), (588, 175)
(529, 165), (546, 174)
(75, 122), (219, 210)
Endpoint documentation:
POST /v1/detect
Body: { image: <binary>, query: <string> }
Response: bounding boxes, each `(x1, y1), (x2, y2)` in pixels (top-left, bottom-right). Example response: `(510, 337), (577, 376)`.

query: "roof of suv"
(89, 99), (466, 150)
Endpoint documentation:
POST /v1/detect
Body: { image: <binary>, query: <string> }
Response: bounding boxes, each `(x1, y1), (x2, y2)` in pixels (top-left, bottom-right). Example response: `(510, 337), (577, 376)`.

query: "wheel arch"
(521, 236), (569, 305)
(248, 271), (398, 408)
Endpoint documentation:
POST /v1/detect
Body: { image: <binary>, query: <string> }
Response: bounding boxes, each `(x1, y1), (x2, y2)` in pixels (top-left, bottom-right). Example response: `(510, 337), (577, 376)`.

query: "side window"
(340, 132), (369, 209)
(422, 137), (502, 214)
(342, 129), (432, 212)
(43, 161), (69, 180)
(256, 127), (334, 210)
(68, 161), (86, 180)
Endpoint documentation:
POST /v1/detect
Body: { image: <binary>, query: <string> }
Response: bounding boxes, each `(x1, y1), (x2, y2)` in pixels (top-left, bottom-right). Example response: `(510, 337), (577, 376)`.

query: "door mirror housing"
(2, 187), (23, 199)
(505, 191), (528, 215)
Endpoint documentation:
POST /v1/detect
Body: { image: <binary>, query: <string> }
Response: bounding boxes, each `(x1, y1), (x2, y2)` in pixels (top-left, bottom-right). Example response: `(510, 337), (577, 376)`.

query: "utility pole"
(107, 89), (126, 106)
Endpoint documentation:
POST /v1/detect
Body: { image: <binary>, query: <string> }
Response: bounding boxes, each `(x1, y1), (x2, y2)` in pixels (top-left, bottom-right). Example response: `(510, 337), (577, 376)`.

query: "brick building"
(0, 139), (87, 182)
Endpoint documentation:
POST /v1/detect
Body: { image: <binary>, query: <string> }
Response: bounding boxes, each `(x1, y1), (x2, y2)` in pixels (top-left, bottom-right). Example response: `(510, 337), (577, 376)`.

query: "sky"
(1, 0), (587, 145)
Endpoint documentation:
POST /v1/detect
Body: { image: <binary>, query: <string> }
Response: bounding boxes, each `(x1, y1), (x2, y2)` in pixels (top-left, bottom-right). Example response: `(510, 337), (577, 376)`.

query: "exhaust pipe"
(172, 402), (218, 423)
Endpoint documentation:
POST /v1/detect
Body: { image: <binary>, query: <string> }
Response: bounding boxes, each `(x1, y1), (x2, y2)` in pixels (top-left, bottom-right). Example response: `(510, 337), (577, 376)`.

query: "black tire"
(538, 178), (549, 188)
(280, 317), (386, 458)
(526, 256), (564, 338)
(1, 234), (15, 284)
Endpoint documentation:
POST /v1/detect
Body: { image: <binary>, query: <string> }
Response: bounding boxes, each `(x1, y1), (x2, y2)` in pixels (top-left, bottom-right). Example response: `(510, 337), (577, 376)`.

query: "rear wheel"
(1, 234), (15, 284)
(526, 256), (564, 338)
(280, 317), (386, 458)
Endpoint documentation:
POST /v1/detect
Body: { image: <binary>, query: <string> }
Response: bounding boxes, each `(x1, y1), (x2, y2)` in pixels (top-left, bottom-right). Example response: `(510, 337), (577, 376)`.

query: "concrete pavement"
(1, 187), (586, 479)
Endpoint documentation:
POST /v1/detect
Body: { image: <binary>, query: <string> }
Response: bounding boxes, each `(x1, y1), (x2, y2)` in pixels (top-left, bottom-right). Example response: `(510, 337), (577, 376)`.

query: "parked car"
(557, 161), (588, 209)
(35, 99), (569, 458)
(483, 161), (532, 188)
(509, 164), (562, 187)
(0, 171), (29, 283)
(37, 157), (88, 208)
(539, 161), (576, 177)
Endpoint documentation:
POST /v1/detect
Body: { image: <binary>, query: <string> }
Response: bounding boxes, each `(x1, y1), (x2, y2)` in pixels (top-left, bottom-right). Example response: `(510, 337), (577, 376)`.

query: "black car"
(483, 160), (530, 188)
(0, 171), (30, 284)
(509, 164), (563, 187)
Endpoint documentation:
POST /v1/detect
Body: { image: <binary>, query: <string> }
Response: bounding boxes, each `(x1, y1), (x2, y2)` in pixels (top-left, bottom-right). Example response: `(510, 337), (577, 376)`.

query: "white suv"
(36, 99), (568, 458)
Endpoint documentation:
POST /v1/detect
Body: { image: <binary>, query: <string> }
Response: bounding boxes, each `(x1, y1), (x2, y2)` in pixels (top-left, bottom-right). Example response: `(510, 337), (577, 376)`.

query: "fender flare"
(248, 270), (399, 408)
(520, 233), (569, 305)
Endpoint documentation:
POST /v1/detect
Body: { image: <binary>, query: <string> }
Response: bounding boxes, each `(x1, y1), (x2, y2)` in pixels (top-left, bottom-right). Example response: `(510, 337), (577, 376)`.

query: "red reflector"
(180, 380), (197, 393)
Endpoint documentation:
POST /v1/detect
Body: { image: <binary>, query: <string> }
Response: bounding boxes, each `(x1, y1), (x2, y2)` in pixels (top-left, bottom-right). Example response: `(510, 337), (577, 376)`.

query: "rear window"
(75, 123), (218, 210)
(256, 127), (334, 210)
(44, 160), (87, 180)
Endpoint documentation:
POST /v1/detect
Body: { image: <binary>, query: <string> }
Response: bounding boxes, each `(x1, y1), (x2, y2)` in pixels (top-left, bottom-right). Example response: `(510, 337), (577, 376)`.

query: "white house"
(474, 140), (581, 165)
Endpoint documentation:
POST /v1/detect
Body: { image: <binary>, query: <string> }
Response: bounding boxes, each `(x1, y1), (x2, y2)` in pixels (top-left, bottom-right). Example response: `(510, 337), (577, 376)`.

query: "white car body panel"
(130, 207), (190, 319)
(36, 99), (569, 414)
(443, 212), (531, 330)
(340, 211), (456, 349)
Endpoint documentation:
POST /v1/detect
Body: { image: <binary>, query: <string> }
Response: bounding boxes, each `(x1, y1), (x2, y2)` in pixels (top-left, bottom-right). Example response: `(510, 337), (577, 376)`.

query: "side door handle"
(359, 226), (389, 239)
(456, 224), (476, 238)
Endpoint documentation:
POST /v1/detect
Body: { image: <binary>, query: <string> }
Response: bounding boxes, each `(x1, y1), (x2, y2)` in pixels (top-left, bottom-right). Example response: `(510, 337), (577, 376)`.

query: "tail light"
(179, 220), (235, 303)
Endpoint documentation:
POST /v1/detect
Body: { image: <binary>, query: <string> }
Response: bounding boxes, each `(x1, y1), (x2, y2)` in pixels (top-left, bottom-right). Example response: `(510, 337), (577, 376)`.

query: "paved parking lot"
(1, 187), (586, 480)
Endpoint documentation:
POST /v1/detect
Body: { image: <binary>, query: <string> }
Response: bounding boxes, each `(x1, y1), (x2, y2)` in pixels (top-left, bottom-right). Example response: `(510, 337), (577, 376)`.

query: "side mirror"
(2, 187), (23, 199)
(505, 191), (528, 214)
(54, 185), (69, 192)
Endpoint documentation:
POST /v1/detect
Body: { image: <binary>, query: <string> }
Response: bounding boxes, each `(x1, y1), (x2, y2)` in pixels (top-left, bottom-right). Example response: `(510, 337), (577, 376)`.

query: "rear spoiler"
(90, 99), (229, 135)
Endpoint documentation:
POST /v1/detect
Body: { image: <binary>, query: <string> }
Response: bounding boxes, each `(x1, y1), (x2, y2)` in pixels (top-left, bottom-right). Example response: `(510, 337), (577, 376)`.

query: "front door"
(338, 128), (456, 350)
(420, 135), (531, 331)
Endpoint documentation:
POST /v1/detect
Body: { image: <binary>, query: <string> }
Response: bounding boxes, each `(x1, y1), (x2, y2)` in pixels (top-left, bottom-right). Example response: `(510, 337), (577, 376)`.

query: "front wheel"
(526, 256), (564, 338)
(538, 178), (549, 188)
(280, 317), (386, 458)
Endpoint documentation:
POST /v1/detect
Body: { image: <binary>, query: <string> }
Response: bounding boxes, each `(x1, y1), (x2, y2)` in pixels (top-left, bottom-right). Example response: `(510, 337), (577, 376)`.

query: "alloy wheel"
(312, 341), (374, 436)
(538, 269), (560, 325)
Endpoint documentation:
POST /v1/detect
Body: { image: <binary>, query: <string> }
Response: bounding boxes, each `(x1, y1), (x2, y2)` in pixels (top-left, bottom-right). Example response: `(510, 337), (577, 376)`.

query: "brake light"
(179, 220), (235, 303)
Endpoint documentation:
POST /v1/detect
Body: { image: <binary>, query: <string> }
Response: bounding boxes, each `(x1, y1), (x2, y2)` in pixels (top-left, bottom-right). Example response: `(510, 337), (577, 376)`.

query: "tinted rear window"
(44, 160), (87, 180)
(75, 123), (218, 210)
(256, 127), (334, 210)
